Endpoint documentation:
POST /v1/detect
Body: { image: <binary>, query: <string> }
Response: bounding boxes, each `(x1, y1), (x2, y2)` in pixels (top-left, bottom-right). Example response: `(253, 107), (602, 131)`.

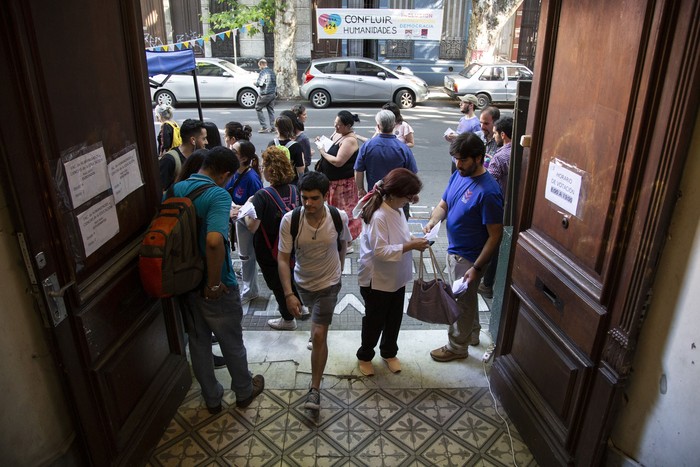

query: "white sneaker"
(307, 337), (313, 350)
(267, 317), (297, 330)
(345, 244), (354, 254)
(300, 306), (311, 319)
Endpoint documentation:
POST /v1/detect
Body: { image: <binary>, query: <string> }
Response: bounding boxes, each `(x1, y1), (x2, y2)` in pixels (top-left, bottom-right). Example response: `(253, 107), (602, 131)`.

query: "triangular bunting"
(225, 31), (231, 38)
(163, 45), (169, 51)
(175, 43), (182, 50)
(197, 39), (204, 46)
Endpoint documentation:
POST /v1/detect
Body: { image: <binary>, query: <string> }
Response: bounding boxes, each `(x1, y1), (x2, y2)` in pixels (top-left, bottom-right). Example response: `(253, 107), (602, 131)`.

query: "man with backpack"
(277, 172), (351, 413)
(159, 118), (208, 192)
(172, 146), (264, 413)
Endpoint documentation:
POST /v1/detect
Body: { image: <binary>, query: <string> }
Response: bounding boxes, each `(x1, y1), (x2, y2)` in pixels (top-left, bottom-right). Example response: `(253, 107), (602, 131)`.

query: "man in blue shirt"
(423, 132), (503, 362)
(354, 109), (418, 197)
(173, 146), (264, 413)
(255, 58), (277, 133)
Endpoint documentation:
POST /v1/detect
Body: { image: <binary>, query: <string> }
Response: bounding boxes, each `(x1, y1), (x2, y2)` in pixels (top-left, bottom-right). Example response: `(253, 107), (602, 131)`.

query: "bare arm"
(320, 137), (358, 167)
(355, 170), (366, 196)
(203, 232), (229, 299)
(404, 131), (415, 148)
(423, 199), (448, 233)
(462, 223), (503, 284)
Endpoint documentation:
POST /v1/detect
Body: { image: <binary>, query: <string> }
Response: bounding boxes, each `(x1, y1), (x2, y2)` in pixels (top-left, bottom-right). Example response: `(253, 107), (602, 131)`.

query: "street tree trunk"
(274, 2), (299, 98)
(468, 0), (522, 62)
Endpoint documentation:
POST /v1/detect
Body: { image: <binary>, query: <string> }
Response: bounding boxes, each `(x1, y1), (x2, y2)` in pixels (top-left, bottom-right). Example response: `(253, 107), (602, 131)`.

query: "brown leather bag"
(407, 246), (460, 325)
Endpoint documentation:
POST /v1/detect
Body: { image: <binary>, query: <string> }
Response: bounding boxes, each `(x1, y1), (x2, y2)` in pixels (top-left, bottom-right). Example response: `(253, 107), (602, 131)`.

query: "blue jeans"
(183, 286), (253, 408)
(446, 254), (481, 355)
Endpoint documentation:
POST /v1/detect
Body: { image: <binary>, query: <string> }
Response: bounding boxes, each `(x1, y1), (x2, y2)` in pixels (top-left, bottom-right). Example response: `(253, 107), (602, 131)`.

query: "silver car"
(444, 62), (533, 108)
(150, 58), (259, 108)
(300, 57), (429, 109)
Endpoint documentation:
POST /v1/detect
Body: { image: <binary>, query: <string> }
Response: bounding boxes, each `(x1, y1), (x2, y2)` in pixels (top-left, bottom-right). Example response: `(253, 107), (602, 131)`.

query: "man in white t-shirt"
(277, 172), (351, 412)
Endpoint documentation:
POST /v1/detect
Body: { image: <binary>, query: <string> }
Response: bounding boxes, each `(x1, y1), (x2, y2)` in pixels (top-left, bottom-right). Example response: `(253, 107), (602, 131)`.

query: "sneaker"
(300, 306), (311, 320)
(478, 282), (493, 299)
(258, 127), (269, 133)
(304, 388), (321, 410)
(213, 354), (226, 369)
(382, 357), (401, 373)
(267, 317), (297, 330)
(430, 346), (468, 362)
(236, 374), (265, 408)
(241, 294), (258, 305)
(471, 331), (481, 346)
(267, 128), (276, 133)
(306, 337), (313, 350)
(358, 360), (375, 376)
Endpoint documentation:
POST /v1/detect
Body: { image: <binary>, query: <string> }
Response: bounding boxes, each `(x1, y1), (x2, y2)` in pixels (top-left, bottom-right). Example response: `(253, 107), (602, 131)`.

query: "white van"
(444, 62), (533, 108)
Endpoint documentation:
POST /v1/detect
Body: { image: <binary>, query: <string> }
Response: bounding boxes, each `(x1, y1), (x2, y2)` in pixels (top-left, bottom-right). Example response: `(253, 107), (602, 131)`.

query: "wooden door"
(491, 0), (700, 465)
(0, 1), (190, 465)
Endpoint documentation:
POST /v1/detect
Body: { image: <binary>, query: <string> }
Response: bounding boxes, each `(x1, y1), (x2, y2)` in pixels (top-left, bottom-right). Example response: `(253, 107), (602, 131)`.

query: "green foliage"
(209, 0), (283, 36)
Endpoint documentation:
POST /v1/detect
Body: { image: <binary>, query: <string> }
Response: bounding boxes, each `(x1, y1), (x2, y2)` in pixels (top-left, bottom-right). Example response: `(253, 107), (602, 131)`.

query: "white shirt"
(394, 121), (414, 144)
(358, 202), (413, 292)
(278, 205), (352, 292)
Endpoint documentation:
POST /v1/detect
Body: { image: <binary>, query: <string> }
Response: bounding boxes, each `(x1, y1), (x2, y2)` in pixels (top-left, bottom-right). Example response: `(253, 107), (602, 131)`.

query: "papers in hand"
(315, 135), (333, 152)
(444, 128), (457, 137)
(425, 221), (441, 242)
(452, 278), (469, 295)
(237, 200), (257, 219)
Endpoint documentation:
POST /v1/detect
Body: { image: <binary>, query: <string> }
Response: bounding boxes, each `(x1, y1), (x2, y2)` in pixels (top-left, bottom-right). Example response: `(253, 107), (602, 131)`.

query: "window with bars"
(439, 38), (466, 60)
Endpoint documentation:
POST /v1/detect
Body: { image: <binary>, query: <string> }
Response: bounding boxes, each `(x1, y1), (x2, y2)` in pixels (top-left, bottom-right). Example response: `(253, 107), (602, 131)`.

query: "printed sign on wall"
(316, 9), (443, 40)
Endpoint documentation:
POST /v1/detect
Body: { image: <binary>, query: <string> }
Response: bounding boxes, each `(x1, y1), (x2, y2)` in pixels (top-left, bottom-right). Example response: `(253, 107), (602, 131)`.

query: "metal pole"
(233, 29), (238, 66)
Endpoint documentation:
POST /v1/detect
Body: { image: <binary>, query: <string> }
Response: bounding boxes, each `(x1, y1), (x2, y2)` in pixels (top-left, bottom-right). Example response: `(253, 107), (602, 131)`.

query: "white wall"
(610, 111), (700, 465)
(0, 184), (74, 464)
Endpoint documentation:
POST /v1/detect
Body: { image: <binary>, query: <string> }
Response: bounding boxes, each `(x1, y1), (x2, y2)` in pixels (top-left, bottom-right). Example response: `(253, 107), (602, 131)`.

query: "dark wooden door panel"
(0, 1), (191, 464)
(493, 0), (700, 464)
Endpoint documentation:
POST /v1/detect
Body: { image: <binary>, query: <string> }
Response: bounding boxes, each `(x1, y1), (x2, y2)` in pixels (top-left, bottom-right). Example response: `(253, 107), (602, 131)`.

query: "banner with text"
(316, 9), (443, 40)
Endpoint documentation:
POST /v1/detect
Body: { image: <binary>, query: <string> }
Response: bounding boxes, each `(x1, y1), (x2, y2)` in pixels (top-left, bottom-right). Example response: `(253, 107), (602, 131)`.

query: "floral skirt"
(328, 177), (362, 240)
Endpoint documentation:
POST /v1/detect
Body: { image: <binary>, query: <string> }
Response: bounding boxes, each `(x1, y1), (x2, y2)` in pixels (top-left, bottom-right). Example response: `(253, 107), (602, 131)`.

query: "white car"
(444, 62), (533, 108)
(300, 57), (429, 109)
(150, 58), (259, 108)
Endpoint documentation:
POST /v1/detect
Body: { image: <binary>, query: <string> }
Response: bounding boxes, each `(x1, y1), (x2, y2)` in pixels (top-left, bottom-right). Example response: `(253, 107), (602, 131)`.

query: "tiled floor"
(146, 212), (537, 466)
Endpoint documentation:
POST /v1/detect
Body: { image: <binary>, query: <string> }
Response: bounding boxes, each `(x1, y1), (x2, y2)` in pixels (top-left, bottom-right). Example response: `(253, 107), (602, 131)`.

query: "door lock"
(41, 273), (73, 326)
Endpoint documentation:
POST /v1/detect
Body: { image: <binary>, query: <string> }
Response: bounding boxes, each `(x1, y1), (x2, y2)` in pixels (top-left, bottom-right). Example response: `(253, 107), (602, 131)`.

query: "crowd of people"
(155, 69), (513, 412)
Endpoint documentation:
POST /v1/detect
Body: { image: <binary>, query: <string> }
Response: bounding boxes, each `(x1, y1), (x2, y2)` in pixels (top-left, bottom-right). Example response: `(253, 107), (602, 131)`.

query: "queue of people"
(157, 83), (511, 414)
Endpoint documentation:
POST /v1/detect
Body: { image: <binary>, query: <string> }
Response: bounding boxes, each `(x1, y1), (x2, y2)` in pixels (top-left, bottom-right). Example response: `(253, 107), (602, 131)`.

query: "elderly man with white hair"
(354, 109), (418, 200)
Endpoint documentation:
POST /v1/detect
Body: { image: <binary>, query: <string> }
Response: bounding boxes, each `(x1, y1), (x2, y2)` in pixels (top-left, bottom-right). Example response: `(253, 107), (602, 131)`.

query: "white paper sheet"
(108, 149), (143, 203)
(444, 128), (457, 137)
(315, 135), (334, 152)
(64, 145), (110, 209)
(425, 220), (441, 242)
(237, 200), (257, 219)
(452, 278), (469, 295)
(76, 196), (119, 257)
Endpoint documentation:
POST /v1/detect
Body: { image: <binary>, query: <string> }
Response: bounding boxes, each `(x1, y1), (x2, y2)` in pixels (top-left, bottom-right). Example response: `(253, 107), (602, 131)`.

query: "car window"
(197, 63), (224, 77)
(459, 63), (481, 79)
(354, 61), (386, 77)
(507, 66), (532, 80)
(316, 61), (351, 75)
(479, 67), (505, 81)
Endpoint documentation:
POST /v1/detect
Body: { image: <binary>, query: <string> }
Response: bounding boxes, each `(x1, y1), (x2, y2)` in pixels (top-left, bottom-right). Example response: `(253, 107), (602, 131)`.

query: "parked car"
(444, 62), (533, 108)
(300, 57), (430, 109)
(150, 58), (259, 108)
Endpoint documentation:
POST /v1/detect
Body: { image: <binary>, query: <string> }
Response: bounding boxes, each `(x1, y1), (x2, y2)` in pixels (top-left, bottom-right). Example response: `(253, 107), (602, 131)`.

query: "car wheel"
(395, 89), (416, 109)
(154, 90), (176, 107)
(309, 89), (330, 109)
(476, 93), (491, 109)
(237, 88), (257, 109)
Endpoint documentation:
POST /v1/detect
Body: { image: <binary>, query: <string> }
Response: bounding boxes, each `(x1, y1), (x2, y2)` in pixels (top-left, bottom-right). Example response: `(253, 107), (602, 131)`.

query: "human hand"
(230, 204), (241, 219)
(410, 238), (430, 252)
(285, 294), (302, 318)
(423, 221), (434, 234)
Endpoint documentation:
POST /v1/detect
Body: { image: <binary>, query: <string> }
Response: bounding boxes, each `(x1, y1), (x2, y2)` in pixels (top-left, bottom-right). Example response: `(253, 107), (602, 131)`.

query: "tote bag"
(407, 246), (461, 325)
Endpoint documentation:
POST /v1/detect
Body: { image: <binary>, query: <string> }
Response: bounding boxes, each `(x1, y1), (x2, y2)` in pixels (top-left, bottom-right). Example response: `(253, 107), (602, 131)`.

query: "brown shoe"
(430, 346), (467, 362)
(236, 374), (265, 408)
(470, 332), (480, 346)
(358, 359), (375, 376)
(383, 357), (401, 373)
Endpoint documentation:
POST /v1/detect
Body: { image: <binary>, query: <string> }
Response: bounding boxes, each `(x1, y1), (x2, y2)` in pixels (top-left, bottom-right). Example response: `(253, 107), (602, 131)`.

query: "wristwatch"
(207, 282), (222, 292)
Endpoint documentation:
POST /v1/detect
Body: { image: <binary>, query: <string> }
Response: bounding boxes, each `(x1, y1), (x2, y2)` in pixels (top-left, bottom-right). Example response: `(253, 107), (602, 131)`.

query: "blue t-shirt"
(225, 168), (263, 205)
(442, 170), (503, 262)
(171, 174), (236, 287)
(354, 134), (418, 190)
(457, 115), (480, 134)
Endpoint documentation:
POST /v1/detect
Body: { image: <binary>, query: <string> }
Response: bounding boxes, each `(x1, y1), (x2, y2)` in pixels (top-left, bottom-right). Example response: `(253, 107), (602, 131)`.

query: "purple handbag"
(407, 246), (461, 325)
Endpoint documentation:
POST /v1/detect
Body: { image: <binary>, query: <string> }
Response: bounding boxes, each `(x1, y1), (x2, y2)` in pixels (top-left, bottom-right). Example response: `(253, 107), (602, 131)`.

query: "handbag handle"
(418, 245), (446, 283)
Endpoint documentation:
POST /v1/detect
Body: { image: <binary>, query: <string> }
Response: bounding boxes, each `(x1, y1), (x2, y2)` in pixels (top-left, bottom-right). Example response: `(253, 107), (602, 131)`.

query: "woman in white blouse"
(355, 168), (429, 376)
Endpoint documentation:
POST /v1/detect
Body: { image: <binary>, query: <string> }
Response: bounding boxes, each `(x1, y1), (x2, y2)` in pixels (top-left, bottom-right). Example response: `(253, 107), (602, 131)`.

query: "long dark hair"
(235, 140), (260, 177)
(361, 168), (422, 224)
(225, 121), (252, 141)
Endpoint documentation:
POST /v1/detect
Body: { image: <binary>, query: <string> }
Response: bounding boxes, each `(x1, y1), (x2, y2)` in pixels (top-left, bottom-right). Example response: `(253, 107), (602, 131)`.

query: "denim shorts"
(296, 282), (341, 326)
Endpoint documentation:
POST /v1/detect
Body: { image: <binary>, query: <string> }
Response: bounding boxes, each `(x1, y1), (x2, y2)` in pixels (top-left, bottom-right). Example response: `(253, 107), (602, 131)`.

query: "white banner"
(316, 9), (443, 40)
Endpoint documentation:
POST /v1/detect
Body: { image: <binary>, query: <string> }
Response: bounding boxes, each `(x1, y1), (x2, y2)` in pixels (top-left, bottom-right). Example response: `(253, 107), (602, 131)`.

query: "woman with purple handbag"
(354, 168), (429, 376)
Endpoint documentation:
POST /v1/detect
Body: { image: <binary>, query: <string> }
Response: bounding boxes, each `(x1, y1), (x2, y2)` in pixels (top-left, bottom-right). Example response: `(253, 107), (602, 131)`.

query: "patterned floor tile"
(419, 433), (477, 466)
(446, 410), (500, 450)
(353, 391), (404, 427)
(260, 411), (314, 450)
(323, 412), (376, 451)
(196, 412), (249, 452)
(354, 435), (412, 466)
(235, 392), (289, 428)
(155, 436), (211, 467)
(220, 434), (281, 467)
(382, 388), (425, 405)
(177, 397), (226, 428)
(384, 411), (438, 451)
(484, 431), (535, 466)
(284, 435), (347, 467)
(327, 385), (373, 406)
(412, 390), (463, 426)
(156, 417), (187, 447)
